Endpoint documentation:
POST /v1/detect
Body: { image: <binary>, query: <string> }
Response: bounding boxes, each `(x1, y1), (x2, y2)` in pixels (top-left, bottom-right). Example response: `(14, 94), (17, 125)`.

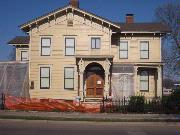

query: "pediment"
(20, 5), (120, 32)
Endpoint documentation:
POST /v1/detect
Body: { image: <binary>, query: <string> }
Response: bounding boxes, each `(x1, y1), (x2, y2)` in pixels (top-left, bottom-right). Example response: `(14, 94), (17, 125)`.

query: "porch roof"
(8, 36), (30, 45)
(75, 55), (114, 59)
(112, 64), (134, 73)
(135, 62), (164, 67)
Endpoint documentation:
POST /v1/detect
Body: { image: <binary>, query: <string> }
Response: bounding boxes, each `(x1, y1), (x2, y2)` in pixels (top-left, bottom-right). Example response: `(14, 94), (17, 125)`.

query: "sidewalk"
(0, 110), (180, 122)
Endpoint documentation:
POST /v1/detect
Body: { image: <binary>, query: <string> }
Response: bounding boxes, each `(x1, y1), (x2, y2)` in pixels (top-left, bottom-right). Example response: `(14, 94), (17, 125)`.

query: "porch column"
(79, 72), (84, 101)
(104, 59), (111, 98)
(134, 66), (138, 95)
(104, 72), (110, 97)
(78, 59), (85, 101)
(157, 66), (163, 97)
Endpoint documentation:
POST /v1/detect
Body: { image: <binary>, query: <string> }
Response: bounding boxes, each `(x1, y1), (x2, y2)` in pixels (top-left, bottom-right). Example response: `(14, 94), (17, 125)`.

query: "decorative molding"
(77, 58), (112, 100)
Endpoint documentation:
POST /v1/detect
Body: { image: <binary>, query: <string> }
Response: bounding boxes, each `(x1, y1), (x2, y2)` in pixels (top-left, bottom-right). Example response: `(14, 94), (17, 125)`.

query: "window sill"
(65, 55), (75, 56)
(41, 55), (51, 56)
(40, 88), (50, 90)
(140, 58), (149, 59)
(64, 88), (74, 91)
(119, 58), (128, 59)
(140, 90), (149, 92)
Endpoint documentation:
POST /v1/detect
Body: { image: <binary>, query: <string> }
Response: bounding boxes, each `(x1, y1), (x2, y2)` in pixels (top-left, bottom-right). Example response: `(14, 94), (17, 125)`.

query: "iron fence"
(100, 96), (179, 114)
(0, 93), (5, 110)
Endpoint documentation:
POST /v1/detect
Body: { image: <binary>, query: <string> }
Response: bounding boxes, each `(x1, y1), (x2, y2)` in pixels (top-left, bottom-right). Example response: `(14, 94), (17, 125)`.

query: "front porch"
(76, 55), (113, 101)
(135, 64), (163, 99)
(111, 64), (163, 100)
(76, 55), (163, 102)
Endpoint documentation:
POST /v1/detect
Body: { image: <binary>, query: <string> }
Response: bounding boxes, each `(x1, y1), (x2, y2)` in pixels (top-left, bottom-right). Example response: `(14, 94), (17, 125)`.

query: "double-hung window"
(140, 71), (149, 91)
(140, 41), (149, 59)
(40, 67), (50, 89)
(119, 41), (128, 59)
(65, 38), (75, 56)
(41, 38), (51, 56)
(21, 51), (28, 61)
(64, 67), (74, 89)
(91, 38), (101, 49)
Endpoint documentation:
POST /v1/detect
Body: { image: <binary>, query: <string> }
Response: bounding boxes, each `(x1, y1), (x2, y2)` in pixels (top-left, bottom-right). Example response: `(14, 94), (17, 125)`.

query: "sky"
(0, 0), (179, 61)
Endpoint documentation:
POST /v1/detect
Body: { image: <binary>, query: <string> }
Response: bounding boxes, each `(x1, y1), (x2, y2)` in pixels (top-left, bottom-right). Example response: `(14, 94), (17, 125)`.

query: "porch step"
(84, 98), (103, 103)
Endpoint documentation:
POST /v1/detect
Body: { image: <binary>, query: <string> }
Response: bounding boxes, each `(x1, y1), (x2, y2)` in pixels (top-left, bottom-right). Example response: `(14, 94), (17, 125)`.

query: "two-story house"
(8, 0), (170, 102)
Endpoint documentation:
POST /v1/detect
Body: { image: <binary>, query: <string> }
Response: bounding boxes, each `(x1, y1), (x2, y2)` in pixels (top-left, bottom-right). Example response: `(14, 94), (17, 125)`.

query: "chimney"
(70, 0), (79, 8)
(126, 14), (134, 23)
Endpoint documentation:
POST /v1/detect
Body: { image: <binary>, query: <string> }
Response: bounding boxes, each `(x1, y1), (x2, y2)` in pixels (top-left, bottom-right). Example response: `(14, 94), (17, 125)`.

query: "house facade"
(8, 0), (170, 101)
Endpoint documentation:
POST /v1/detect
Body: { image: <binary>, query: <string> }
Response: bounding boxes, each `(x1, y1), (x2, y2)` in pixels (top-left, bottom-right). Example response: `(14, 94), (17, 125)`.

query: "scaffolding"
(0, 61), (29, 98)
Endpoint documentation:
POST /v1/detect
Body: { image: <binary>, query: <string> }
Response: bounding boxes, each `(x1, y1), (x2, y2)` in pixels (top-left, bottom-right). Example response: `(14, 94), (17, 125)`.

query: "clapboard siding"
(26, 13), (162, 99)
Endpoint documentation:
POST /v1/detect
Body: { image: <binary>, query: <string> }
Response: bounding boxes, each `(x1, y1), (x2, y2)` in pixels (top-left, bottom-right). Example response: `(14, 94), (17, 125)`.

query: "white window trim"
(119, 41), (129, 59)
(20, 51), (29, 61)
(139, 70), (149, 92)
(64, 36), (76, 57)
(63, 65), (76, 90)
(19, 48), (29, 61)
(39, 36), (52, 57)
(39, 65), (52, 90)
(139, 40), (150, 59)
(91, 37), (101, 49)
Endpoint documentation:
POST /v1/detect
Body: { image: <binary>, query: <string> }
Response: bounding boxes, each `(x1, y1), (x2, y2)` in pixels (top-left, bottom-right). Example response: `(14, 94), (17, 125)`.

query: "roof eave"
(20, 5), (120, 32)
(121, 31), (171, 34)
(20, 5), (71, 30)
(8, 44), (29, 46)
(74, 7), (120, 29)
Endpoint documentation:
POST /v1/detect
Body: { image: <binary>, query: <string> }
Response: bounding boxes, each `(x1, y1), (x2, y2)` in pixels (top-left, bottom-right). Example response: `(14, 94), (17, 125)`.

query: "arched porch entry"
(85, 63), (105, 98)
(76, 56), (112, 101)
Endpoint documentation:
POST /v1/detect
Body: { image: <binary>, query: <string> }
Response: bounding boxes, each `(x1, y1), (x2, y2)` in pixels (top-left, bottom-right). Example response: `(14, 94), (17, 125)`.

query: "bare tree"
(8, 46), (16, 61)
(155, 2), (180, 80)
(163, 78), (174, 89)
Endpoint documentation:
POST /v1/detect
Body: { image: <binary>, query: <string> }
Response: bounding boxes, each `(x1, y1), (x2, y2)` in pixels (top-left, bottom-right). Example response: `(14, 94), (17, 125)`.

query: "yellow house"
(8, 0), (170, 101)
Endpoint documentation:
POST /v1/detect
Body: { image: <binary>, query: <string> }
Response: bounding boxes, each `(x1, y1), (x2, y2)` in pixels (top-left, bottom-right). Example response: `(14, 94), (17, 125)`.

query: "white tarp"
(0, 62), (29, 98)
(111, 64), (134, 99)
(111, 73), (134, 99)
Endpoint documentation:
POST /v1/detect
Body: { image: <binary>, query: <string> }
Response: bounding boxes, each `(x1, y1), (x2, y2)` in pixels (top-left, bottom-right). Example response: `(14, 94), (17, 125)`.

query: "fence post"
(3, 94), (5, 110)
(1, 93), (4, 110)
(102, 97), (105, 113)
(123, 96), (125, 113)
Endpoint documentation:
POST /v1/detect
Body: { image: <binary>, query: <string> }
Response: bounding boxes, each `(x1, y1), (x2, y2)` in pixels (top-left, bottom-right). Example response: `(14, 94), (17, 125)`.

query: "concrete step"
(84, 98), (103, 103)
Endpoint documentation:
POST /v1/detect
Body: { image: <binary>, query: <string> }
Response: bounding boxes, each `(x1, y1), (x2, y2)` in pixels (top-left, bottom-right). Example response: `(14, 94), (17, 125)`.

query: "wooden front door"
(86, 73), (104, 98)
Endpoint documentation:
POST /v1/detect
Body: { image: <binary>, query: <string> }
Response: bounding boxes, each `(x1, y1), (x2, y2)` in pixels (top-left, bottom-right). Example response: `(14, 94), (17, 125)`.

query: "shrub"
(162, 89), (180, 113)
(128, 96), (145, 113)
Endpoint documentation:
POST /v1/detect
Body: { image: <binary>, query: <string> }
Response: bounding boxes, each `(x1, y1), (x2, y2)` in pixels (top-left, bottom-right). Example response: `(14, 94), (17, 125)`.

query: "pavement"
(0, 110), (180, 122)
(0, 120), (180, 135)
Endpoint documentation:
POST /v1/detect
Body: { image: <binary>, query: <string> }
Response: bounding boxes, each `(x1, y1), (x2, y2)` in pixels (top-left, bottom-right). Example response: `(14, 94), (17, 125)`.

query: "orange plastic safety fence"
(4, 95), (100, 113)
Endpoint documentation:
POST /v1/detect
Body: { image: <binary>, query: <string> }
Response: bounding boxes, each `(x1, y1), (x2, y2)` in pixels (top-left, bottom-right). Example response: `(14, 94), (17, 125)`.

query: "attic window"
(67, 13), (74, 26)
(67, 20), (73, 26)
